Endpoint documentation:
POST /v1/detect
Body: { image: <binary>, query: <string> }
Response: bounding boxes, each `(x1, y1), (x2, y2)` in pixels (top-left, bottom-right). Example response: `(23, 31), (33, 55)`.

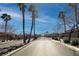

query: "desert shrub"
(63, 39), (70, 43)
(70, 40), (79, 46)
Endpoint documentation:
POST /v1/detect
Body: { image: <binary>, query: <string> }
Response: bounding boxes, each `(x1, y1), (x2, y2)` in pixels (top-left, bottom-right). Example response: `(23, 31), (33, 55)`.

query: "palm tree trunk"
(5, 21), (7, 33)
(33, 17), (35, 40)
(74, 4), (79, 37)
(68, 31), (72, 42)
(27, 15), (34, 43)
(63, 18), (66, 33)
(69, 25), (75, 41)
(22, 9), (26, 44)
(4, 21), (7, 41)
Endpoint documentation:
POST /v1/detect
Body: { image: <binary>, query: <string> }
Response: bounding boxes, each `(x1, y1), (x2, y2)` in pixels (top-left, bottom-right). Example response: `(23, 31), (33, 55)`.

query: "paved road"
(11, 37), (75, 56)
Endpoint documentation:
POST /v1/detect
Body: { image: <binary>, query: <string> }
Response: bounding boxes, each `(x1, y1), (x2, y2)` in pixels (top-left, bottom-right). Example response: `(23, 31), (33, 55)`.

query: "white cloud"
(36, 18), (48, 23)
(0, 9), (57, 24)
(0, 4), (57, 24)
(0, 4), (21, 19)
(35, 15), (56, 23)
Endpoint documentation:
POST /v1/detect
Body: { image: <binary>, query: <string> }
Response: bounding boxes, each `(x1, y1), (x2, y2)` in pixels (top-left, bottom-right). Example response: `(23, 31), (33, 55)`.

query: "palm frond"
(0, 13), (11, 21)
(29, 4), (38, 18)
(17, 3), (26, 11)
(68, 3), (75, 9)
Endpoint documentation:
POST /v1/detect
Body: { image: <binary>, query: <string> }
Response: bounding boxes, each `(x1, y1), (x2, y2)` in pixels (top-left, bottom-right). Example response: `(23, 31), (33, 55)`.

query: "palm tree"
(0, 13), (11, 41)
(32, 5), (37, 40)
(27, 5), (37, 43)
(58, 11), (66, 33)
(17, 3), (26, 44)
(68, 3), (79, 37)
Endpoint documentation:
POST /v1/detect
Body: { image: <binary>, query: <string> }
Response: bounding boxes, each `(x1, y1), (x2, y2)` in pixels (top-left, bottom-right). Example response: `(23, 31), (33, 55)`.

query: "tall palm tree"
(18, 3), (26, 44)
(32, 5), (37, 40)
(27, 5), (37, 43)
(58, 11), (66, 33)
(0, 13), (11, 41)
(68, 3), (79, 37)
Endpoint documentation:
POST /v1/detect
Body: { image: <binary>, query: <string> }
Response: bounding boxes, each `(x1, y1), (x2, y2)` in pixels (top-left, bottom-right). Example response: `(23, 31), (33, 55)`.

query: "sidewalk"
(51, 40), (79, 56)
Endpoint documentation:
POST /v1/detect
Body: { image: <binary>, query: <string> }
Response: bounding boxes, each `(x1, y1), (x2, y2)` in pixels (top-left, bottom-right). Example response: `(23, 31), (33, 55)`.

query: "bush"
(54, 37), (60, 41)
(70, 40), (79, 46)
(52, 37), (54, 39)
(35, 36), (37, 40)
(54, 38), (57, 40)
(63, 39), (70, 43)
(1, 40), (5, 42)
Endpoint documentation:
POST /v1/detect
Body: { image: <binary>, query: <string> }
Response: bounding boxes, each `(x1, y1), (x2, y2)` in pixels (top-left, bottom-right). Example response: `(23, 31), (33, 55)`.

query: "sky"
(0, 3), (73, 34)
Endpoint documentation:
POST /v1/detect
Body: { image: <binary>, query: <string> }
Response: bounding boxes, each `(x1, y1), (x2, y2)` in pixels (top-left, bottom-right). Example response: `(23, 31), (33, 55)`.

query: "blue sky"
(0, 3), (72, 34)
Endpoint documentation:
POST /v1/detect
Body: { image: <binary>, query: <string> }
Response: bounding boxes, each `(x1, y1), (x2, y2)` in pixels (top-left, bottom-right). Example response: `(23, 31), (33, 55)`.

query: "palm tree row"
(58, 3), (79, 41)
(27, 5), (37, 43)
(0, 4), (37, 44)
(18, 4), (37, 44)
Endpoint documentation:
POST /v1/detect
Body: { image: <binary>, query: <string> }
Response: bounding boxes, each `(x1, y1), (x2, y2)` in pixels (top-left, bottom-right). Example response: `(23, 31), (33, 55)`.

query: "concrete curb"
(4, 45), (27, 56)
(4, 39), (37, 56)
(51, 40), (79, 56)
(4, 43), (32, 56)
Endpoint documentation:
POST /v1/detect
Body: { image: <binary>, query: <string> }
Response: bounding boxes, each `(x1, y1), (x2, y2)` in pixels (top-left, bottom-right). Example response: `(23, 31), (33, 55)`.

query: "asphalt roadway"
(9, 37), (78, 56)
